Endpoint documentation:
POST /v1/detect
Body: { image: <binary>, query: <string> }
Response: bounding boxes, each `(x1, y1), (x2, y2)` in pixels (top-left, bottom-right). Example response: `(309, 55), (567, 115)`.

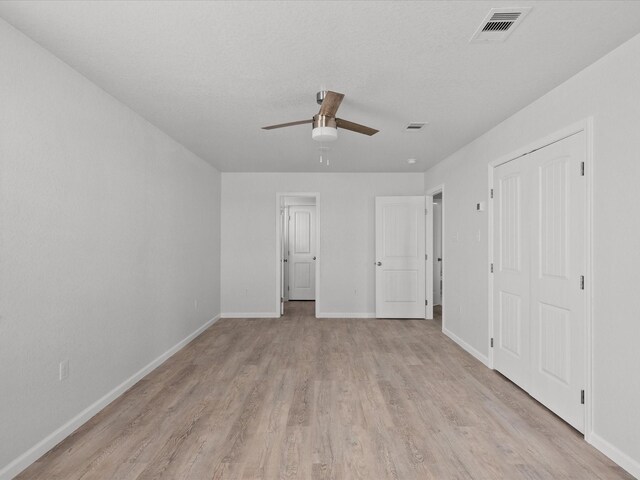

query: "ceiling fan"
(262, 91), (379, 142)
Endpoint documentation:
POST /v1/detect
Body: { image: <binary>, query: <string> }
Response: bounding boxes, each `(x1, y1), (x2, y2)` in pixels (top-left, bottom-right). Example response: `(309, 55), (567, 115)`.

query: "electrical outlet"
(59, 360), (69, 381)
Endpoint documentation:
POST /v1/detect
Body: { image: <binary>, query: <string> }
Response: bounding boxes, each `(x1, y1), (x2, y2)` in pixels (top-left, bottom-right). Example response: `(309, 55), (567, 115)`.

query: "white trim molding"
(0, 314), (221, 480)
(443, 327), (490, 367)
(588, 433), (640, 479)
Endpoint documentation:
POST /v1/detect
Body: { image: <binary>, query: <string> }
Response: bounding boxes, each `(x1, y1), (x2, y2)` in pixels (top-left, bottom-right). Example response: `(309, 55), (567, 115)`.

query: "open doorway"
(433, 192), (443, 317)
(276, 193), (320, 318)
(426, 186), (445, 327)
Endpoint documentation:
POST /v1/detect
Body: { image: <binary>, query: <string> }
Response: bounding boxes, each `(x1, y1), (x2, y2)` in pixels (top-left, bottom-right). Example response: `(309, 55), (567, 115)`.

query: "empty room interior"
(2, 1), (640, 479)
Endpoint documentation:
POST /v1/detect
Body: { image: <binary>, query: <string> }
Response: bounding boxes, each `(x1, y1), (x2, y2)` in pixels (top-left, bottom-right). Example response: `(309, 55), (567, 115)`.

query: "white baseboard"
(588, 432), (640, 479)
(222, 312), (377, 319)
(442, 326), (490, 367)
(316, 312), (376, 318)
(0, 314), (221, 480)
(221, 312), (279, 318)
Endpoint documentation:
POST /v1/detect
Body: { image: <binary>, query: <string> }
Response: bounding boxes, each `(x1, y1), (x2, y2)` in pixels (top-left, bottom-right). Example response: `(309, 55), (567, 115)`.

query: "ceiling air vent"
(405, 122), (427, 131)
(470, 7), (531, 43)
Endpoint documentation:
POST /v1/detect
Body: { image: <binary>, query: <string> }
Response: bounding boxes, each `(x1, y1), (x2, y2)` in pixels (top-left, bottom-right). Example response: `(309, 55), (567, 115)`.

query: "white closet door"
(375, 196), (426, 318)
(529, 133), (586, 432)
(494, 156), (532, 392)
(493, 132), (586, 432)
(288, 205), (316, 300)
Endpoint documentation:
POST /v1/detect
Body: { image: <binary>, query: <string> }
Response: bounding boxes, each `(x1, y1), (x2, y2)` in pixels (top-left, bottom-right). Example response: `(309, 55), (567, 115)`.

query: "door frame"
(426, 185), (446, 330)
(487, 118), (594, 440)
(275, 192), (321, 318)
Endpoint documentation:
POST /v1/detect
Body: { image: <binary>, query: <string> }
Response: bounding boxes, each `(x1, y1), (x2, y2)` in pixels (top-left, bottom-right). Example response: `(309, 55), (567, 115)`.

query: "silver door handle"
(376, 261), (382, 266)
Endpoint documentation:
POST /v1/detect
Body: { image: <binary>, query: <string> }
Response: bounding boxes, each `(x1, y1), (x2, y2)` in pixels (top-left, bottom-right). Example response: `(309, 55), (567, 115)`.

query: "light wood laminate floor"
(18, 301), (631, 479)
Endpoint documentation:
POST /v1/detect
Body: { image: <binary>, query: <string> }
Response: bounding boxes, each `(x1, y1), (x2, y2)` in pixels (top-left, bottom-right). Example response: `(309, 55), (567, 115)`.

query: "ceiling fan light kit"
(311, 114), (338, 142)
(262, 90), (379, 143)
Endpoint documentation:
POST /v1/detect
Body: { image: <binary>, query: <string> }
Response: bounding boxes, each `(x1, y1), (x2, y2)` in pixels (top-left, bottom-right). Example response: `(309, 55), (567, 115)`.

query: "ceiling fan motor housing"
(312, 114), (338, 142)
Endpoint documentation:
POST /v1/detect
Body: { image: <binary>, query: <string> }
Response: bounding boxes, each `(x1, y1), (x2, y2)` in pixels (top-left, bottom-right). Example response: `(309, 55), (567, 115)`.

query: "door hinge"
(490, 263), (494, 273)
(581, 162), (585, 176)
(490, 188), (494, 199)
(425, 300), (428, 306)
(580, 275), (585, 290)
(490, 338), (494, 348)
(425, 254), (428, 260)
(425, 208), (428, 215)
(281, 297), (284, 303)
(581, 389), (585, 404)
(287, 286), (290, 291)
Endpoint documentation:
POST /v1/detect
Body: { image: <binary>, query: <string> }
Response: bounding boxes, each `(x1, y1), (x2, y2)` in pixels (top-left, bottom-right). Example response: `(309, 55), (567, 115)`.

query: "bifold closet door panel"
(529, 132), (587, 433)
(493, 156), (532, 392)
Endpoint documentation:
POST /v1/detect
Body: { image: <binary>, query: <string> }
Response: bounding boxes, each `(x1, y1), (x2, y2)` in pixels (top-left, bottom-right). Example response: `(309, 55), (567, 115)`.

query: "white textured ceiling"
(2, 1), (640, 172)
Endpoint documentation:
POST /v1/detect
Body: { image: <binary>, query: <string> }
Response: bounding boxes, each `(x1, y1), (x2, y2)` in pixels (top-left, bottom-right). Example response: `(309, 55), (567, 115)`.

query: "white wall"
(0, 19), (221, 476)
(282, 196), (316, 206)
(221, 173), (424, 316)
(424, 33), (640, 476)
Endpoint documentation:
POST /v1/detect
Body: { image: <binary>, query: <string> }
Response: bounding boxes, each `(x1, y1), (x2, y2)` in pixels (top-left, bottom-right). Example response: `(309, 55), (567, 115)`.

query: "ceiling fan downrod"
(316, 90), (327, 105)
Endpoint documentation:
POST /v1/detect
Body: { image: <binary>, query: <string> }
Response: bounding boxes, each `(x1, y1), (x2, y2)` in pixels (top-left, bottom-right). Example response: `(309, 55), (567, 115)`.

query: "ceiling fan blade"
(336, 118), (379, 136)
(262, 119), (312, 130)
(318, 91), (345, 117)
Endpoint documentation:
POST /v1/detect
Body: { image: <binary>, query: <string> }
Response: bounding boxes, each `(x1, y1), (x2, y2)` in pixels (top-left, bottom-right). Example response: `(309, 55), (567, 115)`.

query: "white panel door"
(375, 196), (426, 318)
(494, 157), (531, 392)
(288, 205), (316, 300)
(493, 132), (586, 432)
(529, 133), (586, 432)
